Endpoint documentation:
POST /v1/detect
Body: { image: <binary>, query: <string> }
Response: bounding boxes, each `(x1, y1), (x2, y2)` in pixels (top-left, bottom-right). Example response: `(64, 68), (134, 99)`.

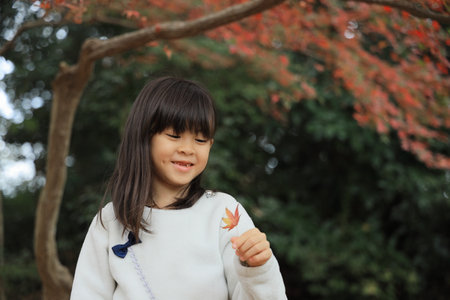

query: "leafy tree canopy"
(3, 0), (447, 168)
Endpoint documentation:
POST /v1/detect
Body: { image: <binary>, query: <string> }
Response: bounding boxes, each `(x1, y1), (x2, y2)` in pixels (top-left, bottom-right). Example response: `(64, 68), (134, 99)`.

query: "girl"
(70, 77), (287, 299)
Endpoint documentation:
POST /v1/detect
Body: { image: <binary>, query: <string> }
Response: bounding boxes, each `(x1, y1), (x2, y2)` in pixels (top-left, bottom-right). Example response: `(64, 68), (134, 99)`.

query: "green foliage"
(254, 197), (421, 299)
(225, 71), (450, 299)
(0, 254), (40, 299)
(2, 191), (40, 298)
(198, 52), (449, 299)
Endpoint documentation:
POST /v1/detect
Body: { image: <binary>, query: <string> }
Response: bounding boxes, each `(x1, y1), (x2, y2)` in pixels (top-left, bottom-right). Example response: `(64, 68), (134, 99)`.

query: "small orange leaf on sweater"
(222, 205), (240, 231)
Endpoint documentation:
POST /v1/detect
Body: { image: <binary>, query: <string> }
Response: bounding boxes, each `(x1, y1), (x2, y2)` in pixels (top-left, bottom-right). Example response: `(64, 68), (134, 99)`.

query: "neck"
(151, 182), (189, 209)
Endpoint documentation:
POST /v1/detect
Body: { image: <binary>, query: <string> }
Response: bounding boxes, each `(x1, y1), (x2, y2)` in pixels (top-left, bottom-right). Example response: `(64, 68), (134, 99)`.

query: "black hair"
(102, 76), (216, 237)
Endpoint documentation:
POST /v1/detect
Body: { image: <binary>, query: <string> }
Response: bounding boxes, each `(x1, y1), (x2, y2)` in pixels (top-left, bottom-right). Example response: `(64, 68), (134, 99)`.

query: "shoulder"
(85, 202), (126, 243)
(197, 191), (253, 226)
(88, 202), (118, 233)
(206, 192), (256, 243)
(210, 191), (238, 204)
(98, 202), (116, 223)
(197, 191), (239, 211)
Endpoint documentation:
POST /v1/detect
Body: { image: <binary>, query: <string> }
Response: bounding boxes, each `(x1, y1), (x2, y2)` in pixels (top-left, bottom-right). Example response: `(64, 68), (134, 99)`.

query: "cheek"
(200, 149), (211, 164)
(152, 144), (170, 161)
(150, 145), (158, 161)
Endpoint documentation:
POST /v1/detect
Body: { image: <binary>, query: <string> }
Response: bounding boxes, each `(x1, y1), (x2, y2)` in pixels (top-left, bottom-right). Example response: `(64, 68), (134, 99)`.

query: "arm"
(220, 203), (287, 300)
(70, 213), (115, 300)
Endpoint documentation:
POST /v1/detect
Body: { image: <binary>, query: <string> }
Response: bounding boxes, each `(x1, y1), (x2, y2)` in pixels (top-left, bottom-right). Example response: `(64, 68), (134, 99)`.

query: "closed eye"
(166, 134), (180, 139)
(195, 138), (208, 143)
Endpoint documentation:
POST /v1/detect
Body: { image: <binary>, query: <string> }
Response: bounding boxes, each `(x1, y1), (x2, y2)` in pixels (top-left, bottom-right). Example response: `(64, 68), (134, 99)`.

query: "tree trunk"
(34, 52), (95, 299)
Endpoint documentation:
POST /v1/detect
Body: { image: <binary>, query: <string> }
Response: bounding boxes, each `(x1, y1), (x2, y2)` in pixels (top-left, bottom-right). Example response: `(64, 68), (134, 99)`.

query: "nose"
(177, 139), (194, 155)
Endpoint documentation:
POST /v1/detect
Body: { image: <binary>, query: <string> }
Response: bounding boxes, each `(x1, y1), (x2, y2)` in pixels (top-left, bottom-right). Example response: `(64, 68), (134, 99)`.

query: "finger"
(230, 236), (239, 249)
(246, 248), (273, 267)
(237, 230), (267, 254)
(238, 239), (270, 262)
(231, 228), (260, 249)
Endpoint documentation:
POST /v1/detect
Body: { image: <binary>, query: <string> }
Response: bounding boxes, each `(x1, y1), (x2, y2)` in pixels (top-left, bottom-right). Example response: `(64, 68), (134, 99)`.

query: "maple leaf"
(222, 205), (240, 231)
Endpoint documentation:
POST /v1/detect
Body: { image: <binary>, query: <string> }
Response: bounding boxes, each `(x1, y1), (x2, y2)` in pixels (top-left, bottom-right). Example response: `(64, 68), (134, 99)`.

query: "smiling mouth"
(173, 161), (193, 167)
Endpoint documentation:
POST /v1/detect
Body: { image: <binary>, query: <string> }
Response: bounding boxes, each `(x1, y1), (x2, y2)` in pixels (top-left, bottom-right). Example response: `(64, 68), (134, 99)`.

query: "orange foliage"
(40, 0), (450, 169)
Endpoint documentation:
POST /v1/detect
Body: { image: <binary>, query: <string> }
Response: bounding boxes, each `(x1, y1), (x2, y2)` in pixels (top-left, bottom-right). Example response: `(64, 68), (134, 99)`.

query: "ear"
(209, 139), (214, 147)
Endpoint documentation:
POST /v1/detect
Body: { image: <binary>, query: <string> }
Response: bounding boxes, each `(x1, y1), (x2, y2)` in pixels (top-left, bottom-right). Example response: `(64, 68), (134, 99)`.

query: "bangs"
(150, 79), (216, 138)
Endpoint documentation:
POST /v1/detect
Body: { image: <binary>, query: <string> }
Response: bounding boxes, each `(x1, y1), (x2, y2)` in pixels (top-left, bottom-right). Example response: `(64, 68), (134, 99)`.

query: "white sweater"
(70, 192), (287, 300)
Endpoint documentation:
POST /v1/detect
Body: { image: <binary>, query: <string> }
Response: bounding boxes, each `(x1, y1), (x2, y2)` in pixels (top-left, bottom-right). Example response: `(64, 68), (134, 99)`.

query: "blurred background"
(0, 0), (449, 299)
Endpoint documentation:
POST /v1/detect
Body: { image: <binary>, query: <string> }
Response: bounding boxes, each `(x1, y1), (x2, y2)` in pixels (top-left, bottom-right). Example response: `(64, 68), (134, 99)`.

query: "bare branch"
(0, 20), (77, 57)
(87, 0), (286, 61)
(341, 0), (450, 24)
(0, 11), (134, 57)
(0, 19), (53, 56)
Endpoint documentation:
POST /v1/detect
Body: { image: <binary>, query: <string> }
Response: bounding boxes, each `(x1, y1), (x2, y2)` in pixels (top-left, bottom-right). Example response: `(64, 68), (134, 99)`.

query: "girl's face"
(150, 127), (213, 201)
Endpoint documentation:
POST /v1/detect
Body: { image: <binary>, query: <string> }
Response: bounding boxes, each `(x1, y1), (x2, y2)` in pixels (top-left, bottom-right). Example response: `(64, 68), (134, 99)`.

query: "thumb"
(230, 236), (239, 249)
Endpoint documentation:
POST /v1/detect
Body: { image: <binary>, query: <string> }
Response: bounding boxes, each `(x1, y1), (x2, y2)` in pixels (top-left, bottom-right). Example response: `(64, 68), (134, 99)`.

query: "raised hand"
(230, 228), (272, 267)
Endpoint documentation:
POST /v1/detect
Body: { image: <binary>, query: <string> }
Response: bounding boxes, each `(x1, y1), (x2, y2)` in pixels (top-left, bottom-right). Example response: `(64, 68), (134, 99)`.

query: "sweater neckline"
(143, 190), (216, 213)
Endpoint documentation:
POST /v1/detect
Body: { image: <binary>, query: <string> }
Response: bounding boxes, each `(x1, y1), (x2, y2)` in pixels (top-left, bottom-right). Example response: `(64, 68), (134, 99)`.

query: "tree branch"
(87, 0), (286, 61)
(0, 12), (134, 57)
(341, 0), (450, 24)
(0, 19), (58, 56)
(3, 0), (449, 58)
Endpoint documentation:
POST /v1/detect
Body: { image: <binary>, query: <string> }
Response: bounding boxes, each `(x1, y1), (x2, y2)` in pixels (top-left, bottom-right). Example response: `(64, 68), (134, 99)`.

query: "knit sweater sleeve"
(70, 205), (116, 300)
(219, 197), (287, 300)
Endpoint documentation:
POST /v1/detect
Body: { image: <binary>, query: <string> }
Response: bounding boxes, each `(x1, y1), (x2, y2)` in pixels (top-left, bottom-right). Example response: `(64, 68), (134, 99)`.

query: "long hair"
(102, 76), (216, 238)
